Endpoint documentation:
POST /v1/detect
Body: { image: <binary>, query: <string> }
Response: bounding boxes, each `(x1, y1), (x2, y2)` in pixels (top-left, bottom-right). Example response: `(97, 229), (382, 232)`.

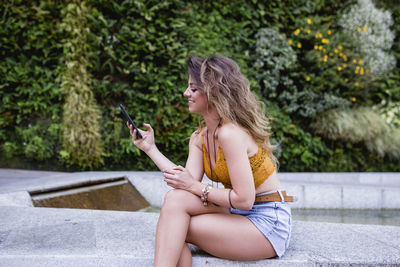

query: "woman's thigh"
(186, 213), (277, 261)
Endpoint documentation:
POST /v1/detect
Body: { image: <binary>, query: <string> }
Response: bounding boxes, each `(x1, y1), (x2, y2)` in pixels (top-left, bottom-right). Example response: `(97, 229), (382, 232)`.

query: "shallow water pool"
(144, 207), (400, 226)
(292, 208), (400, 226)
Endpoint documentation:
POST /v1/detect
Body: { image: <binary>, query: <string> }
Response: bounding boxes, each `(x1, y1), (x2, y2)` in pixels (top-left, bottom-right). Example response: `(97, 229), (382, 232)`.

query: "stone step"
(0, 206), (399, 266)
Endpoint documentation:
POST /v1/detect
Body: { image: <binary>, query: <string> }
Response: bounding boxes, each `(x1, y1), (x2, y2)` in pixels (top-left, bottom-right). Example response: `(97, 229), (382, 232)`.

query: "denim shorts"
(230, 190), (292, 258)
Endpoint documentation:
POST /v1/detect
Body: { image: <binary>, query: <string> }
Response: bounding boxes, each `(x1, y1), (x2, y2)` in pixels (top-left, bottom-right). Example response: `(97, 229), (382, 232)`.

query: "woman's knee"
(162, 189), (195, 211)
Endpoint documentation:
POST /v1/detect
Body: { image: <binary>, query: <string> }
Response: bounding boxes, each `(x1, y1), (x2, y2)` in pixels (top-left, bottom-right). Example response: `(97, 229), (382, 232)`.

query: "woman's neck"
(204, 117), (221, 133)
(203, 110), (221, 132)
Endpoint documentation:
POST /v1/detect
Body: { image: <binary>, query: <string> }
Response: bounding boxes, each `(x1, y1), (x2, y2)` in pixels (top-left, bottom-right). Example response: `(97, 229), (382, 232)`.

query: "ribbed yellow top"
(202, 131), (275, 189)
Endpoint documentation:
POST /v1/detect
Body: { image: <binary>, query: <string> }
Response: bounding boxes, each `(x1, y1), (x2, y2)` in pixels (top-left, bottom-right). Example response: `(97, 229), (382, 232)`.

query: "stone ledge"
(0, 206), (399, 267)
(1, 171), (399, 209)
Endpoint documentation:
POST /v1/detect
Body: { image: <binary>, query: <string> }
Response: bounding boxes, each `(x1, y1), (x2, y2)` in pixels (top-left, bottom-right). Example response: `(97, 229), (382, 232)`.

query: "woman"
(127, 55), (292, 267)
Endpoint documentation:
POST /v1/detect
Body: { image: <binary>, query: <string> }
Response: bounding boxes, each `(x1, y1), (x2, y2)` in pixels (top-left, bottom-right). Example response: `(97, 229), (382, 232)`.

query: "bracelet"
(228, 189), (236, 209)
(201, 184), (211, 206)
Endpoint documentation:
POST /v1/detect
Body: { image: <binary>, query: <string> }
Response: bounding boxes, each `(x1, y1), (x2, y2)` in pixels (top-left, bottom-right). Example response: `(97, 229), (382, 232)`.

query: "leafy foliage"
(0, 0), (399, 171)
(0, 1), (64, 169)
(60, 0), (104, 169)
(339, 0), (396, 76)
(254, 28), (297, 99)
(311, 107), (400, 159)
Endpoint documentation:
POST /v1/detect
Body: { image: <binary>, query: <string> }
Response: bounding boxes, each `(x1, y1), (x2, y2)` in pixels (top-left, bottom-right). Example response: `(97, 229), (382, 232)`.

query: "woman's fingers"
(163, 170), (177, 178)
(163, 173), (175, 186)
(172, 165), (185, 171)
(143, 123), (152, 132)
(126, 122), (135, 136)
(133, 129), (138, 139)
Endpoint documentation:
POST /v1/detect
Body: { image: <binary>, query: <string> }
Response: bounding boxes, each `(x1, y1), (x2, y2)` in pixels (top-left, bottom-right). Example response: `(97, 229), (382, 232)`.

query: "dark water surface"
(30, 177), (150, 211)
(292, 208), (400, 226)
(144, 207), (400, 226)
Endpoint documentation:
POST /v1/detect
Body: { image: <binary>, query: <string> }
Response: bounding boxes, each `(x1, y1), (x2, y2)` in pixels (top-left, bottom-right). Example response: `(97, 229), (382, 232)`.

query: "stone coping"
(0, 170), (399, 209)
(0, 206), (399, 266)
(0, 170), (400, 266)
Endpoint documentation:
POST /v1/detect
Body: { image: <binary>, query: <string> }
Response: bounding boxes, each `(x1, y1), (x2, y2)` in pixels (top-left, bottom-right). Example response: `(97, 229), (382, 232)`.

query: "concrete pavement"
(1, 206), (400, 266)
(0, 169), (400, 266)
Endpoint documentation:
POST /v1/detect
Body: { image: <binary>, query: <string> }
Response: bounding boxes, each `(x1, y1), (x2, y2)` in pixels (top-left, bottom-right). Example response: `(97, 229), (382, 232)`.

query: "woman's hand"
(127, 122), (155, 153)
(163, 166), (197, 192)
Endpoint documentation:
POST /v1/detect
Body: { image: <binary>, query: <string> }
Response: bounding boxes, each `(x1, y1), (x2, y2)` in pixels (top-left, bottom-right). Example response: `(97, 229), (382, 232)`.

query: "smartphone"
(119, 104), (143, 139)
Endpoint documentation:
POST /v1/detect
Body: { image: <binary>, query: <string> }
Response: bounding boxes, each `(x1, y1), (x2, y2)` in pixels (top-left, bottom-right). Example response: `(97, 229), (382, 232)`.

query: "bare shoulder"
(218, 123), (248, 145)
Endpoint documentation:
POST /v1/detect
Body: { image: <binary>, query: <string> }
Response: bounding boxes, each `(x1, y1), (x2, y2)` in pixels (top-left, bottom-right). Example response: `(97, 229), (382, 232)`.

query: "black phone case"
(119, 104), (143, 138)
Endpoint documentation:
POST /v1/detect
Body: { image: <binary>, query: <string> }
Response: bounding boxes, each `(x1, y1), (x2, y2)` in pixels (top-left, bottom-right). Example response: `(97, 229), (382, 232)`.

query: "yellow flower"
(323, 48), (326, 53)
(360, 67), (364, 75)
(329, 52), (333, 57)
(357, 27), (362, 32)
(328, 30), (332, 35)
(355, 82), (359, 87)
(314, 45), (319, 50)
(323, 55), (328, 62)
(339, 52), (343, 57)
(315, 32), (322, 38)
(294, 29), (301, 35)
(297, 42), (302, 48)
(355, 66), (360, 74)
(306, 76), (311, 82)
(343, 55), (348, 61)
(318, 45), (323, 50)
(353, 59), (357, 64)
(307, 19), (313, 24)
(306, 29), (311, 34)
(338, 45), (343, 50)
(337, 66), (342, 71)
(343, 64), (347, 68)
(352, 97), (357, 102)
(321, 38), (329, 44)
(363, 25), (368, 31)
(334, 49), (339, 54)
(288, 40), (293, 45)
(358, 60), (363, 65)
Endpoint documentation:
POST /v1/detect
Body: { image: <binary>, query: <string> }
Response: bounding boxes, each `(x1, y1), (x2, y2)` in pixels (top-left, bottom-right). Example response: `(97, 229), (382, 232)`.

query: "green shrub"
(254, 28), (297, 99)
(1, 0), (399, 171)
(311, 107), (400, 159)
(0, 1), (64, 169)
(60, 0), (104, 169)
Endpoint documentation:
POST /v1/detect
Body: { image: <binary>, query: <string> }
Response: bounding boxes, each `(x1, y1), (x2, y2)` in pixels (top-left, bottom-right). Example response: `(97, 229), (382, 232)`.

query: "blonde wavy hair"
(187, 55), (278, 167)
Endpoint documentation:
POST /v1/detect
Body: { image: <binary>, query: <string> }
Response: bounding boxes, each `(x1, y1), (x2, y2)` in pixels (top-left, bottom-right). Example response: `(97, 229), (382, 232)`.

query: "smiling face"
(183, 75), (209, 115)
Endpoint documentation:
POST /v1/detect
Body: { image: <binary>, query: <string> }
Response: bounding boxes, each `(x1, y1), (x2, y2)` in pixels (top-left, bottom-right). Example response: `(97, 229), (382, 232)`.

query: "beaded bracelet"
(201, 184), (211, 206)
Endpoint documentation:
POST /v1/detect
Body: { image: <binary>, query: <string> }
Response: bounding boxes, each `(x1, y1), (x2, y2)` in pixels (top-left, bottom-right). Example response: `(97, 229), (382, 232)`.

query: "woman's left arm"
(215, 125), (255, 210)
(164, 125), (255, 210)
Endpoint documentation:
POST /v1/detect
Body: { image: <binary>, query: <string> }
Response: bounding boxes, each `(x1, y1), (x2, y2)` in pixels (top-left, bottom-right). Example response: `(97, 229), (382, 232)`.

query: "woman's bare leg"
(176, 243), (192, 267)
(186, 213), (277, 261)
(154, 189), (227, 267)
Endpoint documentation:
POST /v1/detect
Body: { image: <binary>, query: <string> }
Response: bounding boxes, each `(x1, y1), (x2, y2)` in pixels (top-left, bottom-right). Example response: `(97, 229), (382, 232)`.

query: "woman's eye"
(190, 88), (197, 92)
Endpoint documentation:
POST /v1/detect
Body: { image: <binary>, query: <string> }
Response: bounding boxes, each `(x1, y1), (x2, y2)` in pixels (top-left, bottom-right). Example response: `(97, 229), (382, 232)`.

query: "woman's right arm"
(128, 122), (176, 172)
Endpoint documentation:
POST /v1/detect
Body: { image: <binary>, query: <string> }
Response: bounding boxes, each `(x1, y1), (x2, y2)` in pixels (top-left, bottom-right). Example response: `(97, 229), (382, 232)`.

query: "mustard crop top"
(202, 130), (275, 189)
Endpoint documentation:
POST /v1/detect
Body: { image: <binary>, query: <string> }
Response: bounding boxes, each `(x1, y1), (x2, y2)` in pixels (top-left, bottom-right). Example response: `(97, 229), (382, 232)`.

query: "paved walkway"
(0, 169), (399, 266)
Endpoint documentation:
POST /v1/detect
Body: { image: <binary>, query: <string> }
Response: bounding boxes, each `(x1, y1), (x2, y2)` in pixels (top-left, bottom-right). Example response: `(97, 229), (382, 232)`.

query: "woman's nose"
(183, 88), (190, 97)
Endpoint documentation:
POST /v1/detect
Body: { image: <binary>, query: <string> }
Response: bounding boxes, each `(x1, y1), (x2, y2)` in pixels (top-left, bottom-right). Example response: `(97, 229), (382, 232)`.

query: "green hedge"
(1, 0), (399, 172)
